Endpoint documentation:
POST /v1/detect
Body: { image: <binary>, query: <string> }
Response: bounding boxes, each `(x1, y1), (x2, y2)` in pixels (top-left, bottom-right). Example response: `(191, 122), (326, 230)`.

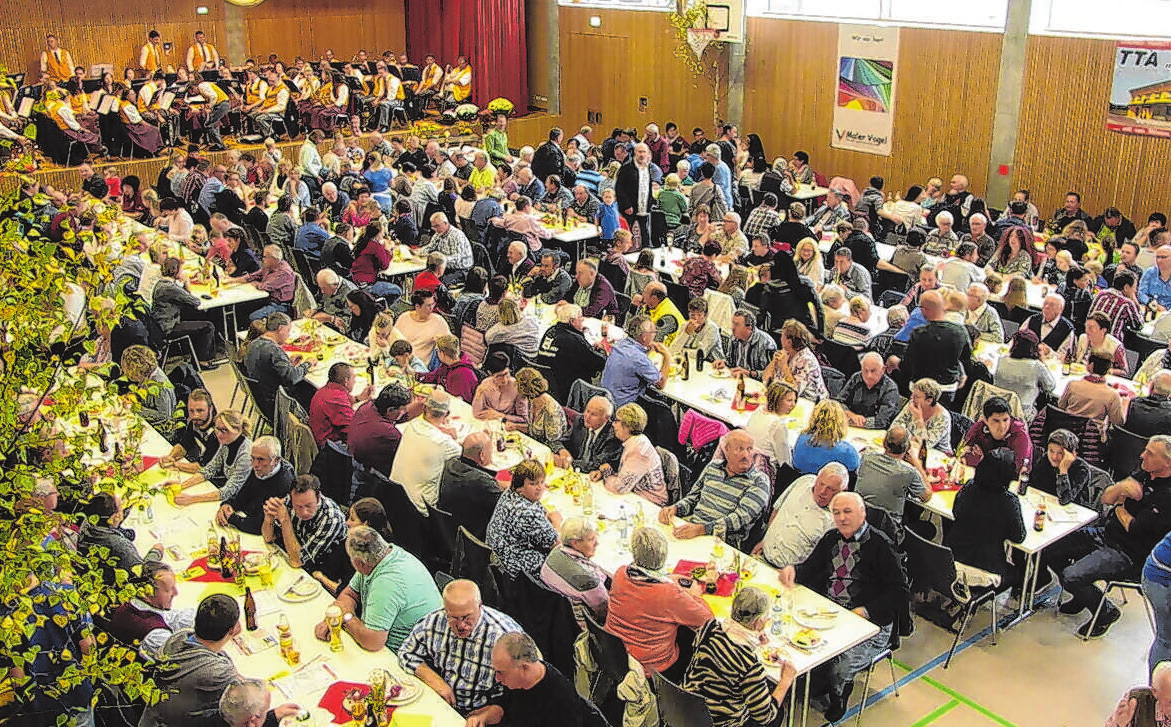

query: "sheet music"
(158, 91), (175, 111)
(16, 97), (33, 117)
(97, 94), (118, 115)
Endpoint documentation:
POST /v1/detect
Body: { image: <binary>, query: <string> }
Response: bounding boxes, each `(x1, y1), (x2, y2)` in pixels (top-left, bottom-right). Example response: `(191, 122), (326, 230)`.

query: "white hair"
(969, 212), (987, 225)
(967, 283), (989, 302)
(219, 679), (269, 727)
(560, 516), (597, 544)
(316, 268), (340, 285)
(830, 491), (865, 509)
(263, 244), (283, 261)
(321, 181), (337, 194)
(252, 435), (281, 458)
(818, 462), (849, 484)
(556, 303), (582, 324)
(936, 211), (954, 225)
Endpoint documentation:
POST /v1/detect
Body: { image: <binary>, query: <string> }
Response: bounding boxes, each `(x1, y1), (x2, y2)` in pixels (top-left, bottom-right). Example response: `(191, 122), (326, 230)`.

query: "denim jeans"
(1144, 573), (1171, 675)
(1041, 525), (1134, 616)
(827, 623), (893, 698)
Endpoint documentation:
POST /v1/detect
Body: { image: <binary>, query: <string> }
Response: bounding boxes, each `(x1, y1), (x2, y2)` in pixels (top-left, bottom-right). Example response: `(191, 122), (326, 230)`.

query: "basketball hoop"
(686, 28), (720, 60)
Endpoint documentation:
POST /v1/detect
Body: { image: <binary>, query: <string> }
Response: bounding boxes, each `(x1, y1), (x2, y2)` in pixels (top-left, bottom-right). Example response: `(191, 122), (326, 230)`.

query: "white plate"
(710, 369), (731, 379)
(385, 681), (422, 706)
(794, 609), (839, 630)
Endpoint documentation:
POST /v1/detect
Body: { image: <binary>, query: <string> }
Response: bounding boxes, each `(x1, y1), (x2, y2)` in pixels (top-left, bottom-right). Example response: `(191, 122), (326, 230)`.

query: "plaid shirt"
(743, 207), (782, 239)
(398, 606), (522, 712)
(1088, 288), (1143, 339)
(283, 495), (347, 567)
(180, 169), (208, 205)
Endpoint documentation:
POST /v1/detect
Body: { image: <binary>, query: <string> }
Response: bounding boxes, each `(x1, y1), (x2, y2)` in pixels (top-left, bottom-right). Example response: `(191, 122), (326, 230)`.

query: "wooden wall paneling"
(1013, 35), (1171, 221)
(743, 19), (1000, 204)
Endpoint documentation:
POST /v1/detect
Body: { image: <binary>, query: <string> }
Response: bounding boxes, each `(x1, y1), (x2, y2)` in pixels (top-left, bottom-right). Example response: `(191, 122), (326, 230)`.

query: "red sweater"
(419, 354), (479, 404)
(605, 565), (713, 675)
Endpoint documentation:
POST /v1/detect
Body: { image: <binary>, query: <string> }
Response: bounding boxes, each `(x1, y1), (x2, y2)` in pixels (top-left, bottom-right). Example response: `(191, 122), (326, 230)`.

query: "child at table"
(388, 339), (428, 376)
(596, 188), (620, 246)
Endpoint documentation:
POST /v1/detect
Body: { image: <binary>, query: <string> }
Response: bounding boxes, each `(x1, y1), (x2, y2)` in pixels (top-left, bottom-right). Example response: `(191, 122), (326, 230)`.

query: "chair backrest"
(822, 367), (847, 400)
(357, 467), (430, 563)
(453, 525), (503, 607)
(819, 339), (862, 376)
(948, 409), (975, 451)
(290, 248), (316, 286)
(530, 360), (565, 405)
(663, 279), (692, 313)
(1125, 348), (1140, 378)
(652, 672), (716, 727)
(427, 504), (459, 574)
(1086, 463), (1114, 513)
(962, 379), (1025, 422)
(1124, 329), (1166, 363)
(639, 393), (682, 458)
(1029, 404), (1106, 469)
(875, 269), (912, 297)
(1001, 319), (1021, 341)
(227, 358), (263, 423)
(471, 241), (495, 278)
(1110, 427), (1151, 478)
(568, 378), (616, 413)
(703, 289), (736, 335)
(613, 292), (632, 327)
(293, 273), (316, 318)
(273, 385), (305, 450)
(285, 410), (319, 476)
(582, 609), (631, 683)
(461, 323), (488, 368)
(902, 528), (960, 600)
(656, 446), (682, 504)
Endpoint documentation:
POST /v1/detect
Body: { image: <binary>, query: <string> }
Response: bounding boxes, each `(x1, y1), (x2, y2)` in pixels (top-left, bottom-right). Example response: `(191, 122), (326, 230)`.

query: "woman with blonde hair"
(1002, 275), (1032, 324)
(170, 410), (253, 507)
(599, 160), (621, 195)
(763, 319), (827, 402)
(719, 265), (752, 307)
(743, 380), (799, 468)
(891, 378), (952, 452)
(515, 367), (567, 447)
(792, 400), (859, 474)
(484, 298), (542, 359)
(832, 296), (874, 347)
(120, 345), (176, 432)
(589, 403), (668, 506)
(367, 310), (404, 363)
(792, 237), (825, 284)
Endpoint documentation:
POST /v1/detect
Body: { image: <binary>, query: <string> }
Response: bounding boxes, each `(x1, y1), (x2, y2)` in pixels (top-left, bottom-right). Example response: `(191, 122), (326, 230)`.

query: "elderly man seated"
(659, 430), (771, 547)
(176, 435), (294, 535)
(398, 579), (522, 715)
(754, 462), (847, 568)
(684, 587), (797, 727)
(314, 526), (441, 650)
(1024, 293), (1076, 357)
(503, 240), (534, 283)
(1128, 370), (1171, 438)
(438, 431), (503, 540)
(553, 395), (623, 473)
(464, 632), (602, 727)
(779, 492), (908, 722)
(962, 282), (1003, 342)
(219, 678), (301, 727)
(540, 517), (610, 623)
(632, 281), (685, 347)
(107, 562), (196, 661)
(708, 211), (750, 261)
(600, 315), (671, 407)
(606, 527), (714, 681)
(1105, 660), (1171, 727)
(242, 312), (314, 416)
(304, 268), (357, 332)
(1040, 435), (1171, 638)
(855, 426), (932, 527)
(835, 352), (900, 429)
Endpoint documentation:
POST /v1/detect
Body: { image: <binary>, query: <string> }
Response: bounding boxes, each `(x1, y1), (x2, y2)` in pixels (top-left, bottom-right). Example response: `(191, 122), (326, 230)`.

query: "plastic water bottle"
(770, 594), (785, 637)
(618, 505), (630, 543)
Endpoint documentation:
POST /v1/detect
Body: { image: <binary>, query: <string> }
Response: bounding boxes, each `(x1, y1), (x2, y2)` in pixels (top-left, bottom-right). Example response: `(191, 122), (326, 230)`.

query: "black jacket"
(555, 417), (623, 473)
(796, 524), (908, 628)
(438, 457), (502, 541)
(1023, 313), (1075, 353)
(536, 322), (607, 392)
(226, 461), (295, 535)
(945, 481), (1026, 579)
(531, 141), (566, 186)
(1124, 395), (1171, 439)
(615, 161), (653, 218)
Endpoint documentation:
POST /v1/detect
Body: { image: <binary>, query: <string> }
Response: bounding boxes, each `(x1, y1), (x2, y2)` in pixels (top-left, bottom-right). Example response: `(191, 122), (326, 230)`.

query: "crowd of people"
(9, 32), (474, 160)
(16, 66), (1171, 724)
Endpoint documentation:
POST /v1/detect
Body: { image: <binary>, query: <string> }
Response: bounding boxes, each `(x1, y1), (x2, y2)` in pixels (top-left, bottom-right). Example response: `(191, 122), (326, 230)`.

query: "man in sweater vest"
(107, 561), (195, 660)
(1024, 293), (1075, 357)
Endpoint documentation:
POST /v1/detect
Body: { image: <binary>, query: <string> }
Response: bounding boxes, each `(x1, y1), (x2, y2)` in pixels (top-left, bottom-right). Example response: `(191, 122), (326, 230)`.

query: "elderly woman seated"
(589, 403), (668, 506)
(540, 516), (610, 624)
(683, 587), (797, 727)
(606, 527), (714, 681)
(890, 378), (952, 453)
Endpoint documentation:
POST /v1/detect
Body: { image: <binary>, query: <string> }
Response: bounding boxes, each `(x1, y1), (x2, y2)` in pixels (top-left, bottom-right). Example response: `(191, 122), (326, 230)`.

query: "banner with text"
(832, 25), (899, 157)
(1107, 41), (1171, 139)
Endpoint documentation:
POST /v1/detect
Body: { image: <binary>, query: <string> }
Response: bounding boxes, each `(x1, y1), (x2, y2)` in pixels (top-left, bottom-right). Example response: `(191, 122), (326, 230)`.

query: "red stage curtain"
(405, 0), (528, 108)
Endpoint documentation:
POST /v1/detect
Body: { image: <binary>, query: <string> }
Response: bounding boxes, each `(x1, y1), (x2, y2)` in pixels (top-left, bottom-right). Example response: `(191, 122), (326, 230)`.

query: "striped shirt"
(398, 606), (521, 712)
(683, 619), (779, 727)
(1087, 288), (1143, 339)
(673, 462), (770, 544)
(285, 495), (347, 567)
(831, 317), (873, 347)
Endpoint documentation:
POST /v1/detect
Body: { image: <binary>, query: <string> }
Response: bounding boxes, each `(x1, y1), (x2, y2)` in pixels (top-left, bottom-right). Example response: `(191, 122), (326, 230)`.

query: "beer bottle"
(98, 424), (110, 454)
(218, 536), (230, 577)
(1017, 458), (1031, 496)
(735, 373), (747, 411)
(244, 587), (258, 631)
(918, 438), (928, 471)
(681, 351), (690, 381)
(367, 357), (376, 387)
(696, 348), (705, 372)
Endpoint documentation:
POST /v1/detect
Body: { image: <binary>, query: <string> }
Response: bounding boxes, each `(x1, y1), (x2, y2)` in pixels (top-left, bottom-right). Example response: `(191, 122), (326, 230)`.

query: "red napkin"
(183, 552), (259, 583)
(281, 342), (317, 354)
(672, 559), (738, 597)
(141, 456), (160, 471)
(496, 467), (513, 484)
(317, 682), (397, 725)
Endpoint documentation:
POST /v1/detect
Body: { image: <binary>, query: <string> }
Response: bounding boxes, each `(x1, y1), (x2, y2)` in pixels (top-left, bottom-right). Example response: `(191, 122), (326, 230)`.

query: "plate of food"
(384, 681), (422, 706)
(788, 628), (823, 650)
(277, 574), (320, 603)
(710, 368), (732, 379)
(761, 646), (789, 667)
(242, 553), (266, 576)
(794, 608), (839, 630)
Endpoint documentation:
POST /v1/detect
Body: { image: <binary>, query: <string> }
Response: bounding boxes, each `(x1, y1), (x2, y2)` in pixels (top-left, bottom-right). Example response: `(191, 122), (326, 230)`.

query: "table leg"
(222, 305), (238, 345)
(1007, 552), (1039, 628)
(801, 671), (810, 727)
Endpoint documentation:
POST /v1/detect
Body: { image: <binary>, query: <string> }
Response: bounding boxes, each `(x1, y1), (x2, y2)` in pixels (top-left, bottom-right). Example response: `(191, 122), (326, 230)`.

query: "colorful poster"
(832, 25), (898, 157)
(1107, 41), (1171, 139)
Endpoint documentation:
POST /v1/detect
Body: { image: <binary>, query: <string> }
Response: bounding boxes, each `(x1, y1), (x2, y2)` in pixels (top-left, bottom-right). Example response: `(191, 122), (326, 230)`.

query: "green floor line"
(890, 659), (1020, 726)
(917, 675), (1020, 727)
(909, 700), (960, 727)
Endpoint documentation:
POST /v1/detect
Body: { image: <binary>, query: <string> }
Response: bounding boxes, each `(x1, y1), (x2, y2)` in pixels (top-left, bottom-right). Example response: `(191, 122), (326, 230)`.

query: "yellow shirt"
(140, 42), (163, 72)
(43, 48), (73, 82)
(260, 85), (288, 113)
(468, 163), (496, 191)
(244, 78), (268, 106)
(420, 63), (443, 92)
(450, 66), (471, 102)
(646, 297), (685, 347)
(188, 42), (218, 70)
(199, 81), (229, 105)
(313, 82), (334, 105)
